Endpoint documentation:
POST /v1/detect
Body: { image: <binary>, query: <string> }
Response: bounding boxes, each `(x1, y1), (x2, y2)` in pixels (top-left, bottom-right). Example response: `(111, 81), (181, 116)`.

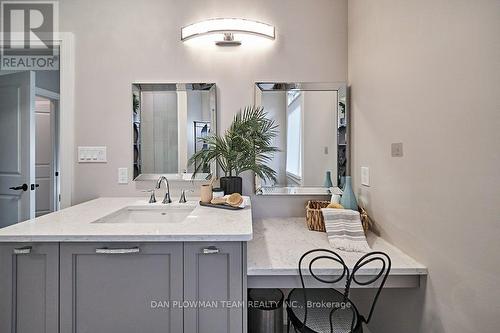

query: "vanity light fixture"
(181, 18), (275, 46)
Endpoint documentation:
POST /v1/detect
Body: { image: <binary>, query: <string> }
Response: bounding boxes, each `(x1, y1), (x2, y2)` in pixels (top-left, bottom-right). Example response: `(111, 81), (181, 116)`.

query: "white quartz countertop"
(248, 218), (427, 276)
(0, 197), (253, 242)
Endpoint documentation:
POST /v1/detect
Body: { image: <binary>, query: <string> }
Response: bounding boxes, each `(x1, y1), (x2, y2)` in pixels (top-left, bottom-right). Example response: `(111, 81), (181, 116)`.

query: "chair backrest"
(344, 251), (391, 324)
(298, 249), (350, 290)
(299, 249), (354, 332)
(296, 249), (391, 330)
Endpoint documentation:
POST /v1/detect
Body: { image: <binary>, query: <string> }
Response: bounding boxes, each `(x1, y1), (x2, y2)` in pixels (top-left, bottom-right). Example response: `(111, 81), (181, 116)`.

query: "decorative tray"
(199, 201), (244, 210)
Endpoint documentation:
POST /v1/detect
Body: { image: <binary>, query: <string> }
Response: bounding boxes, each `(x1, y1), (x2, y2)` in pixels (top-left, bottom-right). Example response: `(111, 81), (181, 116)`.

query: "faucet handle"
(142, 189), (157, 203)
(179, 189), (194, 203)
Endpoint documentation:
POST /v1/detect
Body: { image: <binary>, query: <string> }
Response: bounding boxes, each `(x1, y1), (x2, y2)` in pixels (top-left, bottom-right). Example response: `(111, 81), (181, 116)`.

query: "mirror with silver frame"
(132, 83), (217, 181)
(254, 82), (348, 195)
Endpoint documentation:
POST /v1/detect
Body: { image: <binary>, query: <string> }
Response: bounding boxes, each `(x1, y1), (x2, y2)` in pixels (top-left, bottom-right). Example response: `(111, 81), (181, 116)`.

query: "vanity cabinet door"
(184, 242), (245, 333)
(60, 243), (183, 333)
(0, 243), (59, 333)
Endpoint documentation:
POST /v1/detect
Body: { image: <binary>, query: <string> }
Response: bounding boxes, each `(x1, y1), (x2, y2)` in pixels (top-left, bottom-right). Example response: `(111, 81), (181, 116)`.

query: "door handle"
(9, 184), (28, 191)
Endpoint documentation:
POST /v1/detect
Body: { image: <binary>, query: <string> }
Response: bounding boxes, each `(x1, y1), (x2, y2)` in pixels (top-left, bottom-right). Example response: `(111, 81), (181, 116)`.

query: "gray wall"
(348, 0), (500, 332)
(59, 0), (348, 215)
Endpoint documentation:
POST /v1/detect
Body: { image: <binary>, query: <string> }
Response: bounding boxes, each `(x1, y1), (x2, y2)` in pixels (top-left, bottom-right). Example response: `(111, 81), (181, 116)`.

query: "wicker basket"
(306, 201), (372, 233)
(305, 200), (331, 232)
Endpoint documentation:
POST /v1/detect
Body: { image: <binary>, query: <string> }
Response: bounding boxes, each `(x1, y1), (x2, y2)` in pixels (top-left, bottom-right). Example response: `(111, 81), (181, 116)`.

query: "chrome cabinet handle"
(202, 246), (220, 254)
(14, 246), (32, 254)
(95, 247), (140, 254)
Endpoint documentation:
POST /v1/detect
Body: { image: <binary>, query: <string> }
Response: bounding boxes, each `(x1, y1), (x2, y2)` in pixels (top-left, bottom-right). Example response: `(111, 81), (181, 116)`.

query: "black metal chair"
(286, 249), (391, 333)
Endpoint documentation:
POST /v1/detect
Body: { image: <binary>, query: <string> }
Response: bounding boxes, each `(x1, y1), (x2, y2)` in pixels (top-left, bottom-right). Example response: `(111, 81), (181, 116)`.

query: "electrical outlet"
(361, 167), (370, 186)
(391, 143), (403, 157)
(118, 168), (128, 184)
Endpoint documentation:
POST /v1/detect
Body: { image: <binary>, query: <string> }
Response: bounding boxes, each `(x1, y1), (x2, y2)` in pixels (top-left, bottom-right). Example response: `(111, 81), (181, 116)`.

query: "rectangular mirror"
(254, 82), (348, 195)
(132, 83), (217, 181)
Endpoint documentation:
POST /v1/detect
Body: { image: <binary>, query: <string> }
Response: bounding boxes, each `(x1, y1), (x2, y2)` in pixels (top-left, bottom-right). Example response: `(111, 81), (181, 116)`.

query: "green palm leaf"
(188, 106), (279, 182)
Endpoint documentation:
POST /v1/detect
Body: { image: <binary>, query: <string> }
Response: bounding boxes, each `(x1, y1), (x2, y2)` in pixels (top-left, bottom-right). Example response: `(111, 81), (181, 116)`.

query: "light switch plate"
(118, 168), (128, 184)
(361, 166), (370, 186)
(78, 146), (107, 163)
(391, 143), (403, 157)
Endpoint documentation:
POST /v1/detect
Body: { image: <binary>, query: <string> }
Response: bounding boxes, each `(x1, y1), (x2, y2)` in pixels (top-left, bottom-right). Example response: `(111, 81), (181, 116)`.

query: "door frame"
(56, 33), (75, 209)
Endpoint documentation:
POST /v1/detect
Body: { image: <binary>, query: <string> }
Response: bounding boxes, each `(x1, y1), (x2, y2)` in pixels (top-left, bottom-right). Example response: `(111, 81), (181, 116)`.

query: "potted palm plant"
(188, 106), (279, 194)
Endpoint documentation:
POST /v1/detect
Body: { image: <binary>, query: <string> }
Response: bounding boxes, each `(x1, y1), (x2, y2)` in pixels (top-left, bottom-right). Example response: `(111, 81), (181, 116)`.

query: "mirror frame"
(254, 81), (349, 195)
(132, 82), (217, 181)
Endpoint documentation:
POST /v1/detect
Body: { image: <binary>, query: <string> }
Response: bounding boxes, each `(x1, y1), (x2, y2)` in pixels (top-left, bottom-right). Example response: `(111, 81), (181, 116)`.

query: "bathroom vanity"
(0, 197), (428, 333)
(0, 198), (252, 333)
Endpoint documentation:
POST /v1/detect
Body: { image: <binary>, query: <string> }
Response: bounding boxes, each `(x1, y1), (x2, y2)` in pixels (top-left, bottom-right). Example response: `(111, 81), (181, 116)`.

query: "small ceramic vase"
(340, 176), (358, 210)
(324, 171), (334, 188)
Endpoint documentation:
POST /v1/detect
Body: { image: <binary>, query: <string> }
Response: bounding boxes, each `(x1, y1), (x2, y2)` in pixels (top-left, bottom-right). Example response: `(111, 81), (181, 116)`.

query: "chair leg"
(287, 313), (291, 333)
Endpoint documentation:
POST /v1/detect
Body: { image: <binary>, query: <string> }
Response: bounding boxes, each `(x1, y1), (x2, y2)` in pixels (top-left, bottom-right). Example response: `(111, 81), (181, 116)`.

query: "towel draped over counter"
(321, 208), (370, 253)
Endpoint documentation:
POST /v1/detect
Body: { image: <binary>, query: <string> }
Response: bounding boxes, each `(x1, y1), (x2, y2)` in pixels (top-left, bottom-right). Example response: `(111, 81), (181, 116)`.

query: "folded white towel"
(321, 208), (370, 253)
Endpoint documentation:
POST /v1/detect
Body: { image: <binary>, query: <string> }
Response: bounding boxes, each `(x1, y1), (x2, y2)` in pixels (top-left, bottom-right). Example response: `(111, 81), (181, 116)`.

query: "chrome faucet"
(156, 176), (172, 204)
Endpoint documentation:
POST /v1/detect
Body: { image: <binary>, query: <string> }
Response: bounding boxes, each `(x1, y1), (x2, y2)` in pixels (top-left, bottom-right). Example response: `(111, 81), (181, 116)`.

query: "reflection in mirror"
(255, 82), (348, 195)
(132, 83), (216, 180)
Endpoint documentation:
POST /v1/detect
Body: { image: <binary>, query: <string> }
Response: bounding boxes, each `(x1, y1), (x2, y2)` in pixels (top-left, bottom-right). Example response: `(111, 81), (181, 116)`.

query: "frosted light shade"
(181, 18), (275, 43)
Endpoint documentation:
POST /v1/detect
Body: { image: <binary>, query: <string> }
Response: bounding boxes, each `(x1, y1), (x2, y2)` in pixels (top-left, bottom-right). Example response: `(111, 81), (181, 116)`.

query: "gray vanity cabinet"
(0, 243), (59, 333)
(0, 241), (246, 333)
(59, 243), (184, 333)
(184, 242), (245, 333)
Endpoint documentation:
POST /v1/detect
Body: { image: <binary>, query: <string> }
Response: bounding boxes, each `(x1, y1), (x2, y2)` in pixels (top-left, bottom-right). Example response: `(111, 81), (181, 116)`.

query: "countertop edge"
(0, 234), (253, 243)
(247, 267), (429, 276)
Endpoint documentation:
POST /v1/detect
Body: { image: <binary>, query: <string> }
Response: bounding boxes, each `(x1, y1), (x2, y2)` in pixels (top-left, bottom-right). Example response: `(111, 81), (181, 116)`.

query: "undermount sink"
(93, 205), (195, 224)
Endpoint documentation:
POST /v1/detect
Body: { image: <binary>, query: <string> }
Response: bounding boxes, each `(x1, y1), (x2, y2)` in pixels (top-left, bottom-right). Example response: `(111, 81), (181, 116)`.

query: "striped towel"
(321, 208), (371, 253)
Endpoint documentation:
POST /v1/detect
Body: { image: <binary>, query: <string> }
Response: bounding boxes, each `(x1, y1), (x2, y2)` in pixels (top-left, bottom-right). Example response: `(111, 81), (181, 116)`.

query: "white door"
(0, 71), (36, 228)
(35, 96), (57, 217)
